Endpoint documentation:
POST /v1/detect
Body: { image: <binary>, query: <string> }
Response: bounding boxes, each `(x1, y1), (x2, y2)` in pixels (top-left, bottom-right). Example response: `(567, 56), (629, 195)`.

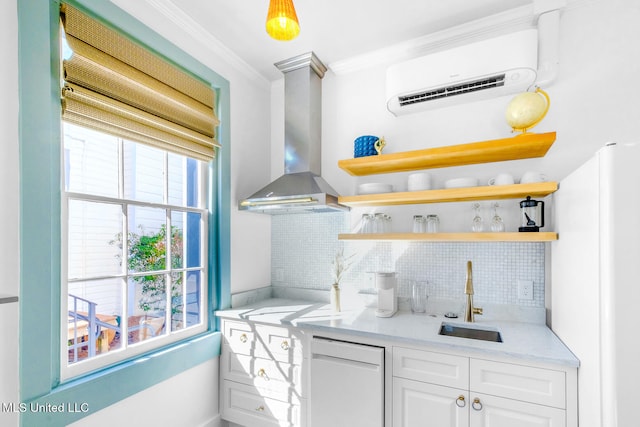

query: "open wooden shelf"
(338, 232), (558, 242)
(338, 181), (558, 207)
(338, 132), (556, 176)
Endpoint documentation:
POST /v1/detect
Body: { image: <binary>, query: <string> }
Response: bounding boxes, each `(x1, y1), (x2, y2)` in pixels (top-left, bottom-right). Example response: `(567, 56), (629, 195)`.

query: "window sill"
(22, 331), (221, 427)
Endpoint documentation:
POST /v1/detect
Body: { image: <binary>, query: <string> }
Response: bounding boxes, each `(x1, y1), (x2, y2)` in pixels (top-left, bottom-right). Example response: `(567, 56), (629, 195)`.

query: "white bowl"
(358, 183), (394, 195)
(444, 177), (479, 189)
(407, 172), (432, 191)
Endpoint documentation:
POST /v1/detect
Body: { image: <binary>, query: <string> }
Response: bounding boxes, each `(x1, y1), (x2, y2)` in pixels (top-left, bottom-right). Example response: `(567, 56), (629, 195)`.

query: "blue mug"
(354, 135), (384, 158)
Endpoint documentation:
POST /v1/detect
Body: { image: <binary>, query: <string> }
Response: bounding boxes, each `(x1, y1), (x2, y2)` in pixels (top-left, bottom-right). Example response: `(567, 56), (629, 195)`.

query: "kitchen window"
(63, 122), (209, 377)
(59, 3), (219, 379)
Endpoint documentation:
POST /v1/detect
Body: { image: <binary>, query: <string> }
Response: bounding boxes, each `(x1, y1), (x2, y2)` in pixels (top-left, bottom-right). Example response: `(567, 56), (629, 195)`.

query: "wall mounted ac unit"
(386, 29), (538, 116)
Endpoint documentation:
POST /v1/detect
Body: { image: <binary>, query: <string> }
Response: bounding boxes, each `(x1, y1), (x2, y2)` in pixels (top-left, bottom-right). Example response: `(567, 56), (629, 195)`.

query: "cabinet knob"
(256, 405), (265, 412)
(281, 340), (290, 350)
(239, 333), (248, 343)
(472, 398), (483, 411)
(257, 368), (269, 380)
(456, 395), (466, 408)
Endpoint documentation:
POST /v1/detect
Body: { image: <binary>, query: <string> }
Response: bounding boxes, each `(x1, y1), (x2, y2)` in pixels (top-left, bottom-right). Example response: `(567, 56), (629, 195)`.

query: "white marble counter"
(215, 298), (579, 368)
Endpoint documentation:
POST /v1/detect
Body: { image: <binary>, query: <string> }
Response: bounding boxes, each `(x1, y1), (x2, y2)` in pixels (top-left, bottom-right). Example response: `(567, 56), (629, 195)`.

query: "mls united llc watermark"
(2, 402), (89, 413)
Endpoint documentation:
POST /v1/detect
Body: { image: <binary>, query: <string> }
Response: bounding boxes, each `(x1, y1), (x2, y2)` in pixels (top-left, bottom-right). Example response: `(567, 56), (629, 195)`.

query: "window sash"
(61, 130), (209, 380)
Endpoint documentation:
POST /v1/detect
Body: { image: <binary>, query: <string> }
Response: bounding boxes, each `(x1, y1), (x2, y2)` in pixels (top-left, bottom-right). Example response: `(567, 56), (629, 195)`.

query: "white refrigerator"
(552, 142), (640, 427)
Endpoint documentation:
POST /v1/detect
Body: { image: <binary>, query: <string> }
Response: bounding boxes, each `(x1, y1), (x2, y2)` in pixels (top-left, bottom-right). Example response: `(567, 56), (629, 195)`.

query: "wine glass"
(491, 203), (505, 232)
(471, 203), (484, 232)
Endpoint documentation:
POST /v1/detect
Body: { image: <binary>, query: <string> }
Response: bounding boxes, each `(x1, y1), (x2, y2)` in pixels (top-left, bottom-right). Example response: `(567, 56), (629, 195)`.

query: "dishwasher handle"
(312, 353), (382, 371)
(311, 337), (384, 366)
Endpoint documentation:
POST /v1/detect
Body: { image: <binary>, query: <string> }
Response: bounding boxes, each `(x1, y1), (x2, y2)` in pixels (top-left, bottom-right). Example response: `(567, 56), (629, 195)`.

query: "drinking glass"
(411, 281), (429, 313)
(359, 213), (373, 233)
(490, 203), (505, 232)
(471, 203), (484, 232)
(383, 214), (392, 233)
(412, 215), (426, 233)
(426, 214), (439, 233)
(373, 213), (385, 233)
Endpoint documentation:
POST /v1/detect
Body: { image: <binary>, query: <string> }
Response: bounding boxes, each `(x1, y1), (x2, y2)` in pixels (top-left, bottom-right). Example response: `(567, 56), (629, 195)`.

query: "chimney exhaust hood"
(238, 52), (349, 214)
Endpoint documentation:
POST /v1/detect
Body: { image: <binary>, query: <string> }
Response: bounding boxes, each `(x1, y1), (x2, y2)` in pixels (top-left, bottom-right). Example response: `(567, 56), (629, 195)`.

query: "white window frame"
(61, 124), (209, 380)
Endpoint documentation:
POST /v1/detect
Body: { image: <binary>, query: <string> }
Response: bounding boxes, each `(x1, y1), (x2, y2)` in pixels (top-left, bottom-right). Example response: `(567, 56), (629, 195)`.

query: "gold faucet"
(464, 261), (483, 322)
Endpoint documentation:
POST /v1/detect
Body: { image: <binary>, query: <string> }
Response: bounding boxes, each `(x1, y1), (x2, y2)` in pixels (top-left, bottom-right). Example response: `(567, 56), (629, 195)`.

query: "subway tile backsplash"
(271, 212), (545, 309)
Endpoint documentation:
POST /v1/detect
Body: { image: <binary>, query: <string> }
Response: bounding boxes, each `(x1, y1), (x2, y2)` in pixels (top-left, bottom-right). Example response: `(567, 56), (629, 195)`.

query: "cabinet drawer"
(223, 320), (256, 356)
(222, 320), (303, 363)
(255, 324), (304, 364)
(393, 346), (469, 389)
(470, 359), (566, 408)
(221, 380), (306, 427)
(221, 348), (304, 395)
(469, 392), (565, 426)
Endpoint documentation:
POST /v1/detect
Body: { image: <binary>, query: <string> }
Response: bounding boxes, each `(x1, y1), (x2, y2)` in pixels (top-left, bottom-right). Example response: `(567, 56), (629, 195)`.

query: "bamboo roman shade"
(60, 4), (219, 161)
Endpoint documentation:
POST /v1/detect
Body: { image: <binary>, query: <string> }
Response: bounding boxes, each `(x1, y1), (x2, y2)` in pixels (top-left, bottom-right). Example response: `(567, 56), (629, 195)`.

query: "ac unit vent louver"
(398, 74), (506, 107)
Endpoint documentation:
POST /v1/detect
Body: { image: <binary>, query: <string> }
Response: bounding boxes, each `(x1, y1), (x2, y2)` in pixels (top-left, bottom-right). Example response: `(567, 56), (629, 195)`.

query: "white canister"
(407, 172), (432, 191)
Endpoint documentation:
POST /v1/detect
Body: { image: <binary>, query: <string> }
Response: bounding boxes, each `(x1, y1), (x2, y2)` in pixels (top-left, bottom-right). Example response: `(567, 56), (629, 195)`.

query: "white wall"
(68, 358), (221, 427)
(269, 0), (640, 223)
(0, 0), (20, 299)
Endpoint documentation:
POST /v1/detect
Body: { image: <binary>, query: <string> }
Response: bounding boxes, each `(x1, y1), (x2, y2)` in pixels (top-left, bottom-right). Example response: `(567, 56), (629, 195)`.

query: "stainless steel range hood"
(239, 52), (349, 214)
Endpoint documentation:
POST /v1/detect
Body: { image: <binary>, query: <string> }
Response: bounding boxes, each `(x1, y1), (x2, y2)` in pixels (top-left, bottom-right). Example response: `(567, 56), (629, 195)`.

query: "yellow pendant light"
(266, 0), (300, 41)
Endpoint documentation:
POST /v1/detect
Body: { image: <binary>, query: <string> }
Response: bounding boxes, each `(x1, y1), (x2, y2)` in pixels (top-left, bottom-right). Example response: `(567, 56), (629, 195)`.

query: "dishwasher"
(310, 336), (384, 427)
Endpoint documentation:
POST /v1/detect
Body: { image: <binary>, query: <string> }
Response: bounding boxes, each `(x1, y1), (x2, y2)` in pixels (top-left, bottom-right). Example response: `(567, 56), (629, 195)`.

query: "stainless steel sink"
(439, 322), (502, 343)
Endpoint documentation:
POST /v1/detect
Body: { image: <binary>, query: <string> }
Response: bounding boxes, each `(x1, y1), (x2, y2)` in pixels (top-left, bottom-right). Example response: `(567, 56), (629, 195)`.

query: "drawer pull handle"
(472, 398), (483, 411)
(239, 333), (248, 343)
(257, 368), (269, 380)
(281, 340), (290, 350)
(456, 395), (466, 408)
(256, 405), (265, 412)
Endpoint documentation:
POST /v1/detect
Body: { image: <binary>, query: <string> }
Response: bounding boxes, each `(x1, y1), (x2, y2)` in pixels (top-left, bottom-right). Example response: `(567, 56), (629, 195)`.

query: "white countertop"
(215, 298), (579, 368)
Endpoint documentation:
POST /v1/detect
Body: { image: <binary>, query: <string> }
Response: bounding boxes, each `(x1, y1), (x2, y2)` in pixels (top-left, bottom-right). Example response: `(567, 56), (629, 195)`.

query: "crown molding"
(111, 0), (270, 89)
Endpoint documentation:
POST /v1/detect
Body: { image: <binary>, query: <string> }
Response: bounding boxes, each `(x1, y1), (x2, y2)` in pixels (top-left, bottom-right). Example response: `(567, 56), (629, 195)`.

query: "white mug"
(488, 173), (515, 186)
(520, 171), (548, 184)
(407, 172), (432, 191)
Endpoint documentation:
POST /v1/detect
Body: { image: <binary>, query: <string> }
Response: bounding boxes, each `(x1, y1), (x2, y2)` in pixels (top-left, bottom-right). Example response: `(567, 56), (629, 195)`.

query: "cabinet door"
(393, 377), (468, 427)
(469, 393), (565, 427)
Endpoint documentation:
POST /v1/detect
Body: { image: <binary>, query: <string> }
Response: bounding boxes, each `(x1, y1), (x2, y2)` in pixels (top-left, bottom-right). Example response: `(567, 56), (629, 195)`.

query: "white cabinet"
(393, 377), (468, 427)
(392, 346), (574, 427)
(220, 319), (307, 427)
